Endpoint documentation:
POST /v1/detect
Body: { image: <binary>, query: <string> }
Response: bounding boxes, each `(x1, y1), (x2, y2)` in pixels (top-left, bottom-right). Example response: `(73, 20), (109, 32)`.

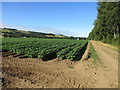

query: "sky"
(2, 2), (98, 37)
(2, 0), (98, 2)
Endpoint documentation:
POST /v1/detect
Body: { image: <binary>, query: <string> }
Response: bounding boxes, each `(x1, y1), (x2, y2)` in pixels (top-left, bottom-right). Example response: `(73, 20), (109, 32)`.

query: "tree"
(88, 2), (120, 45)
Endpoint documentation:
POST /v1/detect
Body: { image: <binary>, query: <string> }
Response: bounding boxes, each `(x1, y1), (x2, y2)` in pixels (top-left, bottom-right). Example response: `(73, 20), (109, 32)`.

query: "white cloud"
(1, 23), (90, 37)
(1, 24), (75, 36)
(0, 22), (2, 27)
(73, 32), (89, 37)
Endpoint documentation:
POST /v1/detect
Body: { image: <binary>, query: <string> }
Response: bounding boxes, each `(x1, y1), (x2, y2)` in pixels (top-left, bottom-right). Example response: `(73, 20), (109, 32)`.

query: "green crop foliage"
(2, 38), (88, 61)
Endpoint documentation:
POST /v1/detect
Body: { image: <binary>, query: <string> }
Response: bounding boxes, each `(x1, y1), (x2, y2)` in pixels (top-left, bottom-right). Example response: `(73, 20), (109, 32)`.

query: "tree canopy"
(88, 2), (119, 45)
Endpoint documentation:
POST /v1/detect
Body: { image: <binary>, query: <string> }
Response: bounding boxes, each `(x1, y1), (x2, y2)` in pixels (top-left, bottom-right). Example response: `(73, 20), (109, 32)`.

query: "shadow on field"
(42, 52), (57, 61)
(73, 42), (88, 61)
(43, 42), (88, 61)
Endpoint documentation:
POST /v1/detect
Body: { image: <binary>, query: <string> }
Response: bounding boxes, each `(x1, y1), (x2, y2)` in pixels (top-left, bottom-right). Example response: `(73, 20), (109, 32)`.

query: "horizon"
(2, 2), (98, 37)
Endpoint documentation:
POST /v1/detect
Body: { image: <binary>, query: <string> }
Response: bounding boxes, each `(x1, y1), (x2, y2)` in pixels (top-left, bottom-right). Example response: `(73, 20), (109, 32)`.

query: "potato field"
(2, 38), (88, 61)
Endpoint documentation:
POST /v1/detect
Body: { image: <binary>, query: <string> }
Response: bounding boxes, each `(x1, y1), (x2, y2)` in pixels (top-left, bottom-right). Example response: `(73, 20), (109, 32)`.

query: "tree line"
(88, 2), (119, 45)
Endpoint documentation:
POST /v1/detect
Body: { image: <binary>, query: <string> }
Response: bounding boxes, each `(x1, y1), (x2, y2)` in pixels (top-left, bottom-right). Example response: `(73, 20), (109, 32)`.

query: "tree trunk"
(116, 25), (119, 37)
(113, 26), (117, 38)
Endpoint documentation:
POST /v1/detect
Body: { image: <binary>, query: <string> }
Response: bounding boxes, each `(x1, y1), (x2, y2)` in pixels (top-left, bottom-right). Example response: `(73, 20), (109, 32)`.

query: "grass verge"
(98, 41), (119, 52)
(90, 42), (99, 64)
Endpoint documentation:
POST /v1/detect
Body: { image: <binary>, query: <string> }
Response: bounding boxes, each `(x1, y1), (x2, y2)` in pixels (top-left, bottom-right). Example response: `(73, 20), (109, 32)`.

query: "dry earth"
(90, 41), (118, 88)
(1, 41), (118, 88)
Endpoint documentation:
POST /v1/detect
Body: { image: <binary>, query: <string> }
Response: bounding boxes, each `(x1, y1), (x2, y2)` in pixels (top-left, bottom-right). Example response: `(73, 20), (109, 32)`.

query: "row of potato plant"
(2, 38), (88, 61)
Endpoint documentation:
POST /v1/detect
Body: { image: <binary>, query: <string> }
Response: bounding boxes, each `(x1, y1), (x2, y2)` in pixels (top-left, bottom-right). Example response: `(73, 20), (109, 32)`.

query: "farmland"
(2, 38), (88, 61)
(1, 2), (119, 88)
(1, 39), (118, 88)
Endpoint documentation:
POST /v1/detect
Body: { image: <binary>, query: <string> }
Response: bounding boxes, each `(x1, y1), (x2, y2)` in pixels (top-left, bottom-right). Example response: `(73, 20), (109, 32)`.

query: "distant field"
(2, 38), (88, 61)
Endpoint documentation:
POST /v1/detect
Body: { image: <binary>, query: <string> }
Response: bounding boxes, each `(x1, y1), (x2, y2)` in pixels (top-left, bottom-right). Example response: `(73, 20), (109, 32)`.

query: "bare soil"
(1, 41), (118, 88)
(90, 41), (118, 88)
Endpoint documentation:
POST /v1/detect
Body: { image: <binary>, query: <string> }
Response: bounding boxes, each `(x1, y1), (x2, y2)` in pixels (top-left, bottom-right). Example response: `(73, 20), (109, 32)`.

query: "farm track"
(1, 41), (118, 88)
(90, 41), (118, 88)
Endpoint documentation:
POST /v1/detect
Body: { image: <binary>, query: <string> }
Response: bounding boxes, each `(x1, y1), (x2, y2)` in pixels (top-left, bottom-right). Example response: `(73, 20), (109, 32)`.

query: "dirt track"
(91, 41), (118, 88)
(1, 41), (118, 88)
